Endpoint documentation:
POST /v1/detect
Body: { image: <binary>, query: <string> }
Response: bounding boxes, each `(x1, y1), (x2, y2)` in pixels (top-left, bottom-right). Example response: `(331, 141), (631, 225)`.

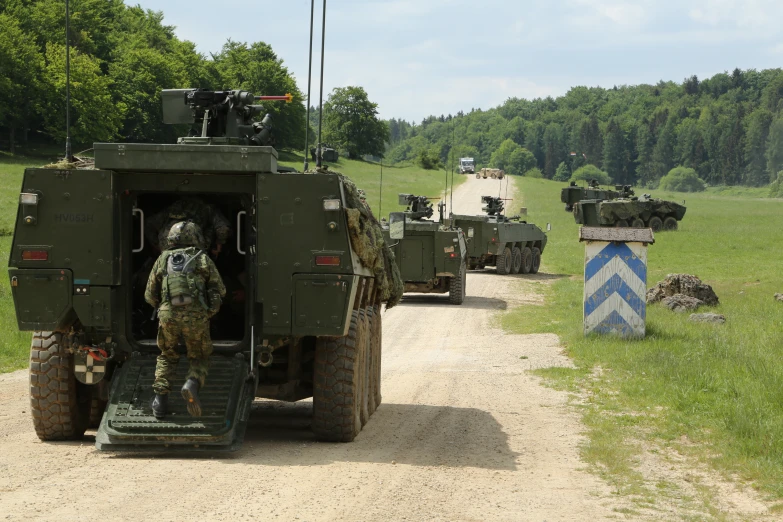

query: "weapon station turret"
(162, 88), (292, 146)
(399, 194), (435, 221)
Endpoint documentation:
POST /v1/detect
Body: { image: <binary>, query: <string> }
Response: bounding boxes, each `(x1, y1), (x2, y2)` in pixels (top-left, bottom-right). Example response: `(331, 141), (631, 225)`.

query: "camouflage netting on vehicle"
(647, 274), (719, 306)
(306, 167), (403, 308)
(599, 199), (687, 222)
(43, 156), (96, 170)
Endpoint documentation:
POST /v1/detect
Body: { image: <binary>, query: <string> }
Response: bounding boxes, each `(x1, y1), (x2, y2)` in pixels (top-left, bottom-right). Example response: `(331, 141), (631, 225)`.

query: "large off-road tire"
(630, 217), (645, 228)
(475, 173), (480, 179)
(663, 216), (678, 231)
(565, 204), (573, 212)
(88, 396), (107, 429)
(520, 246), (533, 274)
(531, 247), (542, 274)
(647, 216), (663, 232)
(367, 306), (381, 415)
(614, 219), (629, 227)
(313, 311), (364, 442)
(449, 261), (466, 305)
(356, 308), (371, 427)
(371, 305), (382, 408)
(496, 247), (512, 275)
(510, 247), (522, 274)
(30, 331), (90, 441)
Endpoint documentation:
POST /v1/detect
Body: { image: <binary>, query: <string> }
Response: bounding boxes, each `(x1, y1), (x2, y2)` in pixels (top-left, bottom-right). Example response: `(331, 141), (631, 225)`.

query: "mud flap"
(95, 355), (254, 452)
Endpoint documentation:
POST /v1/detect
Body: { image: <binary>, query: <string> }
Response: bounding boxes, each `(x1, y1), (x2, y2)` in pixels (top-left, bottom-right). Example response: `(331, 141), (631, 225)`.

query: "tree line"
(0, 0), (306, 153)
(385, 68), (783, 187)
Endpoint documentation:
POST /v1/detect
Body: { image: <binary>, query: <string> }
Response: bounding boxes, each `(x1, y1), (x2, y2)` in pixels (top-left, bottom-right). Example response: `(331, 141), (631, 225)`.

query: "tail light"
(449, 252), (457, 258)
(315, 255), (341, 266)
(22, 250), (48, 261)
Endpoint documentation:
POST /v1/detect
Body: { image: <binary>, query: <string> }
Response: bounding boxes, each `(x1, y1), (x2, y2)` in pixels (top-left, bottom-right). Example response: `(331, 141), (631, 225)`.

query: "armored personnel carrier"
(382, 194), (467, 305)
(476, 168), (504, 179)
(572, 187), (687, 231)
(560, 180), (620, 212)
(7, 89), (402, 451)
(451, 196), (547, 275)
(310, 143), (339, 163)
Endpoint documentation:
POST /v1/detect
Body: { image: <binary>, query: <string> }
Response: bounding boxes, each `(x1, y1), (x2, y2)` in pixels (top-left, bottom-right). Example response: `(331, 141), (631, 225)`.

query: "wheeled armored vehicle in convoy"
(7, 88), (402, 451)
(571, 186), (687, 231)
(476, 168), (504, 180)
(382, 194), (467, 305)
(310, 142), (339, 163)
(451, 196), (547, 275)
(560, 180), (620, 212)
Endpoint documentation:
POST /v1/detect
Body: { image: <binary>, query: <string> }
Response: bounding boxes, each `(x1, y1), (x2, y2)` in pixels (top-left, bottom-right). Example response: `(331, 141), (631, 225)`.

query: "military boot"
(151, 393), (168, 419)
(181, 378), (202, 417)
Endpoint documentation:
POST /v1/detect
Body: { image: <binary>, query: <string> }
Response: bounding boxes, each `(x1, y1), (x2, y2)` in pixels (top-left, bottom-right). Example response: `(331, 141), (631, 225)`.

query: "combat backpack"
(162, 248), (208, 309)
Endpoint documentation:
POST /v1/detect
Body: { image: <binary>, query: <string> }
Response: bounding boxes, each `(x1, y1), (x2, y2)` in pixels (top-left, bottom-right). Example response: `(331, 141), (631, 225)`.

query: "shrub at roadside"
(570, 164), (611, 185)
(769, 171), (783, 198)
(524, 167), (543, 178)
(659, 166), (706, 192)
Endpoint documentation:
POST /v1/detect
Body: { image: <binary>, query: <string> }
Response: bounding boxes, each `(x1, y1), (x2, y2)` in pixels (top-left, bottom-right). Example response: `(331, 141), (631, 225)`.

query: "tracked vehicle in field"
(451, 196), (547, 275)
(381, 194), (467, 305)
(8, 88), (402, 451)
(572, 186), (687, 231)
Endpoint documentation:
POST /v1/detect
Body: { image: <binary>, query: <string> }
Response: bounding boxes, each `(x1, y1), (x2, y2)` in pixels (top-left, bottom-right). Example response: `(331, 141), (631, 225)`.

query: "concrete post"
(580, 227), (655, 338)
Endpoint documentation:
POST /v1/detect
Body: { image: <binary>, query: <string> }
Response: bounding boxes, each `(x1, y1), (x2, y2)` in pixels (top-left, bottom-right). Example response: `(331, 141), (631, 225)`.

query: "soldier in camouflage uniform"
(146, 196), (232, 256)
(144, 221), (227, 418)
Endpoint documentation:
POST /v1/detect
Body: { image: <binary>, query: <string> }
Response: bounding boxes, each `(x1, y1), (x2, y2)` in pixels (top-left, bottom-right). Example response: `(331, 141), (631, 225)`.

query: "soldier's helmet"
(167, 220), (204, 248)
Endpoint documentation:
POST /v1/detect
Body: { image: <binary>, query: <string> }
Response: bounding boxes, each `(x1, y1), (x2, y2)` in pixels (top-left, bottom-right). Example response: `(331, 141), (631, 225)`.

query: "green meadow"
(505, 177), (783, 499)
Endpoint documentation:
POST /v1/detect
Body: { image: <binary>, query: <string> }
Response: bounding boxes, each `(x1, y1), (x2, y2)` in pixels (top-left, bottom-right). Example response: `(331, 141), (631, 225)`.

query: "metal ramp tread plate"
(95, 356), (252, 451)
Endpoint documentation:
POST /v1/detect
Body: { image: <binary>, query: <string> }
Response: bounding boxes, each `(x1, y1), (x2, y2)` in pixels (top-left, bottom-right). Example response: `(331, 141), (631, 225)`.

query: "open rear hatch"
(95, 355), (254, 451)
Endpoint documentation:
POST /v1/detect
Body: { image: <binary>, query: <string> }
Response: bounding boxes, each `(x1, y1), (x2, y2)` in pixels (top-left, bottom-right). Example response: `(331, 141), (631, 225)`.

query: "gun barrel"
(255, 94), (293, 103)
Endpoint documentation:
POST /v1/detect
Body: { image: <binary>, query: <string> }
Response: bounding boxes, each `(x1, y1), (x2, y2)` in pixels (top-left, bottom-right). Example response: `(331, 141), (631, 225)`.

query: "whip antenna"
(303, 0), (315, 171)
(503, 175), (510, 216)
(449, 117), (455, 219)
(379, 159), (383, 216)
(65, 0), (72, 161)
(316, 0), (327, 168)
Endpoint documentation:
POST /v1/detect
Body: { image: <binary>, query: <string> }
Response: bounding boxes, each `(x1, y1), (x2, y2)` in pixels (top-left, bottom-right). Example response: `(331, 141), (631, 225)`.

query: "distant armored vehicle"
(382, 194), (467, 304)
(8, 88), (402, 451)
(560, 180), (620, 211)
(451, 196), (547, 274)
(310, 142), (339, 163)
(476, 168), (504, 179)
(459, 157), (475, 174)
(573, 189), (687, 231)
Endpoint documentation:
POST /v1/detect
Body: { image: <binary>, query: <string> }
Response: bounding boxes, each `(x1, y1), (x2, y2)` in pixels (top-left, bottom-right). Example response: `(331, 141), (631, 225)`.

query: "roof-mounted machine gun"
(399, 193), (436, 221)
(482, 196), (523, 222)
(162, 88), (292, 146)
(614, 184), (635, 198)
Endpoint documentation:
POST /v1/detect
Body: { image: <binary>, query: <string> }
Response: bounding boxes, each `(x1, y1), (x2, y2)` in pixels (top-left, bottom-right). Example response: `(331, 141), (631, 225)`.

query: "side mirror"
(467, 227), (474, 238)
(389, 212), (406, 240)
(546, 223), (551, 232)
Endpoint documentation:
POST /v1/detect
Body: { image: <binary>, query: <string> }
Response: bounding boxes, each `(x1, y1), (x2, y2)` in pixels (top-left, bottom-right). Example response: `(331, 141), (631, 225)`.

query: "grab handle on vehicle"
(237, 211), (246, 255)
(132, 208), (144, 253)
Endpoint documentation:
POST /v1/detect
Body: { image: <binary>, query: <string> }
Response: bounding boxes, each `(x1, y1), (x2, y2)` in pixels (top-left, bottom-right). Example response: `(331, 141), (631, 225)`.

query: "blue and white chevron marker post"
(579, 227), (655, 338)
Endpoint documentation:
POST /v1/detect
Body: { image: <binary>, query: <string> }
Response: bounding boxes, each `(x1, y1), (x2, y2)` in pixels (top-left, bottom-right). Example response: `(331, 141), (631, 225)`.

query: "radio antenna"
(503, 175), (510, 216)
(379, 159), (383, 217)
(316, 0), (327, 168)
(303, 0), (315, 171)
(64, 0), (72, 161)
(449, 117), (455, 219)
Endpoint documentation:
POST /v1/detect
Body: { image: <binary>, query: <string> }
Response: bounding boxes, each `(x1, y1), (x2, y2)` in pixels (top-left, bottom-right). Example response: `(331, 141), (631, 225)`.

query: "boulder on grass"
(647, 274), (719, 305)
(662, 294), (704, 313)
(689, 313), (725, 324)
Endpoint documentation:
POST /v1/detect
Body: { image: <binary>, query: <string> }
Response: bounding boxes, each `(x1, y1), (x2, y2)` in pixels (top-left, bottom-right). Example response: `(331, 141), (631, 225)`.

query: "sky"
(132, 0), (783, 122)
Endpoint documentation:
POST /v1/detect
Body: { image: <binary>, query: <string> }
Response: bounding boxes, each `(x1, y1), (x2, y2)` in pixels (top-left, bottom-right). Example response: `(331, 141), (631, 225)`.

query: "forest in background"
(385, 69), (783, 188)
(0, 0), (306, 152)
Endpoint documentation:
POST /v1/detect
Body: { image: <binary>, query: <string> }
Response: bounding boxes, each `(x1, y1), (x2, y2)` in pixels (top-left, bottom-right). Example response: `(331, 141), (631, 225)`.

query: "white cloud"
(689, 0), (783, 32)
(770, 43), (783, 55)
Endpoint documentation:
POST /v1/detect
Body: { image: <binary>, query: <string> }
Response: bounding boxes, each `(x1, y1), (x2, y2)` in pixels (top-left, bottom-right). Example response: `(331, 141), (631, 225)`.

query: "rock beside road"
(775, 293), (783, 302)
(689, 313), (726, 324)
(647, 274), (719, 306)
(662, 294), (704, 313)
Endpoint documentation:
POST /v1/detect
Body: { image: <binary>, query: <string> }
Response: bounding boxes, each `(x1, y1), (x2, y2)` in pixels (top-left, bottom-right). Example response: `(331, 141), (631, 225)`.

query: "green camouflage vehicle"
(310, 143), (339, 163)
(382, 194), (467, 305)
(8, 89), (402, 451)
(560, 180), (620, 212)
(572, 189), (687, 231)
(451, 196), (547, 275)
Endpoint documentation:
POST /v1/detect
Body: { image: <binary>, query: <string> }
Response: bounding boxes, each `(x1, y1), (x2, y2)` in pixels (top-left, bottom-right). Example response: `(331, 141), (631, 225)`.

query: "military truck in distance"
(310, 143), (339, 163)
(451, 196), (547, 275)
(459, 157), (475, 174)
(560, 180), (620, 212)
(8, 89), (402, 451)
(572, 187), (687, 231)
(382, 194), (467, 305)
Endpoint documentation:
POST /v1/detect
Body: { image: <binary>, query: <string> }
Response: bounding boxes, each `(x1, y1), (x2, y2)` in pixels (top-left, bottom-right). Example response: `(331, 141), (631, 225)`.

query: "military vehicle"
(476, 168), (504, 179)
(7, 88), (403, 451)
(310, 143), (339, 163)
(451, 196), (547, 275)
(382, 194), (467, 305)
(459, 157), (475, 174)
(560, 180), (620, 212)
(572, 187), (687, 231)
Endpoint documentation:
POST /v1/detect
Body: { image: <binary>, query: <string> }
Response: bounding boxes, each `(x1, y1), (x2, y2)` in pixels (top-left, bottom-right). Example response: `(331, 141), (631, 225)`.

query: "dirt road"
(0, 175), (624, 521)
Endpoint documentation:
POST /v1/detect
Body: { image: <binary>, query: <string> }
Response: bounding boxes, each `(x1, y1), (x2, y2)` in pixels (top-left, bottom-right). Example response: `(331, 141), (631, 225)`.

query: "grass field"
(0, 151), (465, 372)
(504, 177), (783, 499)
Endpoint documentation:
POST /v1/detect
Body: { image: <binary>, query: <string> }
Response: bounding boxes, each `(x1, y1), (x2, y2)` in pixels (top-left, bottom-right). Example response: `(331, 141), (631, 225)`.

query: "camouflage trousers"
(153, 315), (213, 395)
